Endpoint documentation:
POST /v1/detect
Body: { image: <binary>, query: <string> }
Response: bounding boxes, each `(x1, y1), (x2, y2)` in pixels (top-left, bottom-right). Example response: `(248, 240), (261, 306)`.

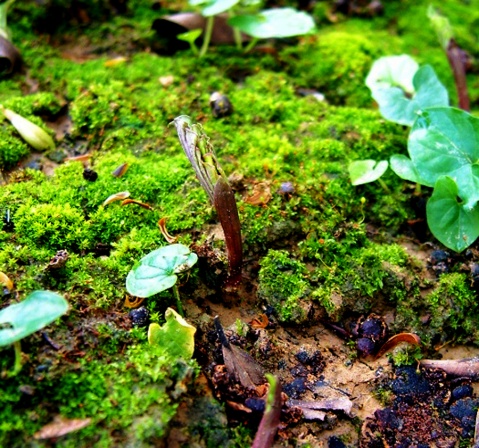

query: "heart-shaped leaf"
(390, 154), (423, 184)
(0, 291), (68, 347)
(366, 56), (448, 126)
(126, 244), (198, 298)
(427, 176), (479, 252)
(201, 0), (240, 16)
(348, 160), (388, 186)
(409, 107), (479, 210)
(228, 8), (316, 39)
(148, 308), (196, 360)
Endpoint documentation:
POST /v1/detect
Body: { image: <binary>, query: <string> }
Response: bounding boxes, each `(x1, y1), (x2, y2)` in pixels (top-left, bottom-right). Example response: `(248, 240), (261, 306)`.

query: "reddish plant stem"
(447, 39), (470, 111)
(213, 177), (243, 288)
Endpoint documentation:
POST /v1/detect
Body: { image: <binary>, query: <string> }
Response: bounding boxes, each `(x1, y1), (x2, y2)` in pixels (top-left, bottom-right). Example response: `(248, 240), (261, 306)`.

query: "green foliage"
(126, 244), (198, 298)
(0, 290), (68, 346)
(348, 159), (388, 186)
(148, 308), (196, 360)
(258, 250), (310, 323)
(392, 107), (479, 252)
(365, 55), (448, 126)
(229, 8), (316, 39)
(15, 202), (92, 252)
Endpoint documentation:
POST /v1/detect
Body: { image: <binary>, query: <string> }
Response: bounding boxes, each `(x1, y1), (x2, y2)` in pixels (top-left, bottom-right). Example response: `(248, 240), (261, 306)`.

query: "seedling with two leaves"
(184, 0), (316, 56)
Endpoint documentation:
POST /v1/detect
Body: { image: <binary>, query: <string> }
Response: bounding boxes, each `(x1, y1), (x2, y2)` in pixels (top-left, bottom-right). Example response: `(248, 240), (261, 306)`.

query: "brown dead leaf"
(244, 182), (272, 206)
(250, 314), (269, 329)
(33, 415), (91, 439)
(215, 316), (264, 389)
(374, 333), (421, 359)
(121, 199), (154, 210)
(288, 397), (354, 417)
(419, 357), (479, 377)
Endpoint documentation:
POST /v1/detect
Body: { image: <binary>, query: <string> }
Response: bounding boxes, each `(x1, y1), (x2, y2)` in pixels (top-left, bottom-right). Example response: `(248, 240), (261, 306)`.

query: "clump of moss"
(281, 32), (387, 107)
(0, 129), (30, 170)
(15, 202), (92, 252)
(0, 342), (198, 447)
(312, 243), (418, 320)
(418, 273), (479, 346)
(258, 249), (311, 323)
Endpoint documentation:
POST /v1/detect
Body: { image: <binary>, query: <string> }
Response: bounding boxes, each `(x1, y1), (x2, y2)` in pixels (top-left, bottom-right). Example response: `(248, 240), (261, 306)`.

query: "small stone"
(129, 306), (149, 327)
(83, 168), (98, 181)
(210, 92), (233, 118)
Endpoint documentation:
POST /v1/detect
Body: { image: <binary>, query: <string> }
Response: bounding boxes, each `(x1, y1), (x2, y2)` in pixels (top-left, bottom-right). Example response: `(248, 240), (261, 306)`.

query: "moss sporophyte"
(173, 115), (243, 288)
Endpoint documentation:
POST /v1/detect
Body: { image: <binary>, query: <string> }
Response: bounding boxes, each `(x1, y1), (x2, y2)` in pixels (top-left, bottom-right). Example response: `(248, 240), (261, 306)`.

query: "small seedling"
(363, 54), (479, 252)
(1, 105), (55, 151)
(177, 29), (202, 55)
(0, 290), (68, 376)
(173, 115), (243, 287)
(188, 1), (315, 56)
(148, 307), (196, 360)
(228, 7), (316, 53)
(126, 243), (198, 317)
(348, 159), (390, 192)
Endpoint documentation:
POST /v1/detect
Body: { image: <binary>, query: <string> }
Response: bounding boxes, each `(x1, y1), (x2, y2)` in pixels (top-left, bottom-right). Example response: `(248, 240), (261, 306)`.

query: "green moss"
(0, 128), (30, 170)
(281, 31), (389, 107)
(0, 342), (198, 447)
(312, 243), (418, 320)
(15, 202), (92, 252)
(258, 249), (310, 323)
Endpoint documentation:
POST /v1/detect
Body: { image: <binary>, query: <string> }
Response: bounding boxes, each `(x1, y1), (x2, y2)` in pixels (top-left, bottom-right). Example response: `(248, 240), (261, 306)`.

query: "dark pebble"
(328, 435), (347, 448)
(83, 168), (98, 181)
(283, 377), (307, 399)
(129, 307), (149, 327)
(451, 384), (473, 402)
(245, 397), (265, 413)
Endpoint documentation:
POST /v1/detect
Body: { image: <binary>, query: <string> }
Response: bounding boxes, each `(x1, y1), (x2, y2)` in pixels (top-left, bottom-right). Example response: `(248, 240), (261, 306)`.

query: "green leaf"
(228, 8), (316, 39)
(148, 308), (196, 360)
(348, 159), (388, 186)
(366, 56), (448, 126)
(390, 154), (423, 184)
(409, 107), (479, 210)
(366, 54), (418, 95)
(427, 176), (479, 252)
(177, 29), (203, 44)
(0, 291), (68, 347)
(126, 244), (198, 298)
(201, 0), (240, 16)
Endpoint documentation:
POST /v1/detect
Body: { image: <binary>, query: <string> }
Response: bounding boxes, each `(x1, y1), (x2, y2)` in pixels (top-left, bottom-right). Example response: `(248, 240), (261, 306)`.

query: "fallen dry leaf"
(374, 333), (421, 359)
(33, 415), (91, 440)
(420, 357), (479, 377)
(102, 191), (130, 207)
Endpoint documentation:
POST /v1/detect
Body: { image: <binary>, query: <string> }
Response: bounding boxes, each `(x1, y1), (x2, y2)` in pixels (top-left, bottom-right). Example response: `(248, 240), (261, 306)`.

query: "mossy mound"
(1, 0), (479, 445)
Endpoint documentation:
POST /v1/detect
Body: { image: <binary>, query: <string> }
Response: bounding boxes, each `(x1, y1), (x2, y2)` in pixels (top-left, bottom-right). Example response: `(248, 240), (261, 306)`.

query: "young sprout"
(126, 243), (198, 317)
(0, 290), (68, 376)
(172, 115), (243, 288)
(1, 105), (55, 151)
(177, 29), (202, 55)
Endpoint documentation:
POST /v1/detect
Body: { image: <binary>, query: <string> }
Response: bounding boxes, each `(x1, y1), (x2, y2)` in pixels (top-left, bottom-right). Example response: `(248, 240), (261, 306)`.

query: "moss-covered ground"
(1, 0), (479, 446)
